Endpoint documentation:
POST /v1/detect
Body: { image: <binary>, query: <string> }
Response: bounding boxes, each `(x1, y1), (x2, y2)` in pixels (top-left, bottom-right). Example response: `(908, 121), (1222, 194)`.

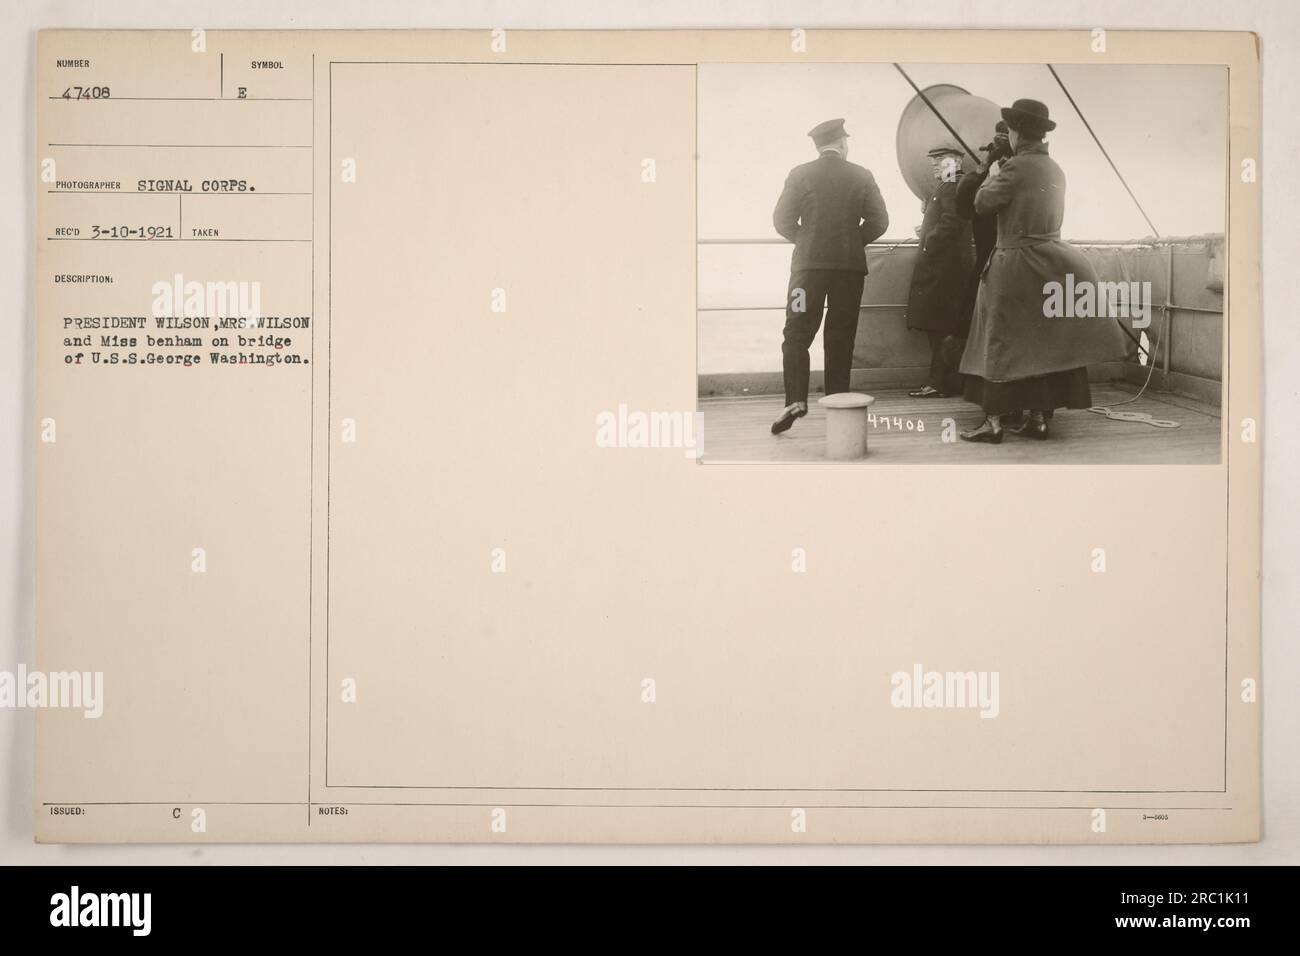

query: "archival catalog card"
(33, 29), (1261, 843)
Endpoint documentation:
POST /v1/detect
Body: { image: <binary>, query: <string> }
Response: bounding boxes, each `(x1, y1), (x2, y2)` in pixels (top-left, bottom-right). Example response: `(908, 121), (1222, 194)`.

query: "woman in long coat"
(958, 99), (1127, 443)
(905, 146), (975, 397)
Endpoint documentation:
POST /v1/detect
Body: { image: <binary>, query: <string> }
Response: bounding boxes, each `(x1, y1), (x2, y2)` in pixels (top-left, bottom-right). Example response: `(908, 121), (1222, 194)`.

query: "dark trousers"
(925, 330), (964, 394)
(782, 269), (865, 405)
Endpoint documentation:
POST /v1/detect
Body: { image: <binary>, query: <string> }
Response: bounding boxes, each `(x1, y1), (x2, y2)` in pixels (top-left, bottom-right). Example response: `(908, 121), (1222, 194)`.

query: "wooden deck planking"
(698, 385), (1221, 464)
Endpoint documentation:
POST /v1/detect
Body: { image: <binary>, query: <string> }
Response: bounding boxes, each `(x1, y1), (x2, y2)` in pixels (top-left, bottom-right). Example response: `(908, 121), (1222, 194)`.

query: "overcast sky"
(697, 62), (1227, 243)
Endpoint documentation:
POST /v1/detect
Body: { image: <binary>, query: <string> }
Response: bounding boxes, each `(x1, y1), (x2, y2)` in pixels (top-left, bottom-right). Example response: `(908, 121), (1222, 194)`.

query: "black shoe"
(959, 418), (1004, 444)
(1015, 418), (1049, 440)
(1009, 411), (1048, 440)
(908, 385), (942, 398)
(770, 402), (808, 434)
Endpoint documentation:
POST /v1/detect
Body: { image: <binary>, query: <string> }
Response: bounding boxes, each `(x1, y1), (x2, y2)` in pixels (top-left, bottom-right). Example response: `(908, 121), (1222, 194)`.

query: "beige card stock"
(33, 29), (1260, 843)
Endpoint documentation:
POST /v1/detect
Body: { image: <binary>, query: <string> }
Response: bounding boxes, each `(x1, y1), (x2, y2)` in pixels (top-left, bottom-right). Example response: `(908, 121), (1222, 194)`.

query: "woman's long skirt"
(962, 367), (1092, 416)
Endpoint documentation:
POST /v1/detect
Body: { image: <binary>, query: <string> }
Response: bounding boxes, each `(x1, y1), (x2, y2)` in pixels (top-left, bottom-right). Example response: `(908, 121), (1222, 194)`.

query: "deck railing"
(696, 235), (1224, 405)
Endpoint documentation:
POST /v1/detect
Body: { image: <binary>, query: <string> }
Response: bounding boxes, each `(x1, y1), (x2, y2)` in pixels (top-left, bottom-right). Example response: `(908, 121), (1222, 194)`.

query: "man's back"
(773, 153), (890, 274)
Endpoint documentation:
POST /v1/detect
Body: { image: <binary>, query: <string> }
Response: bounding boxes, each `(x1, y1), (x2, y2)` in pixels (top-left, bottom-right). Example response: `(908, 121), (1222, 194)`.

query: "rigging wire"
(1046, 64), (1179, 426)
(1046, 65), (1161, 239)
(892, 64), (983, 164)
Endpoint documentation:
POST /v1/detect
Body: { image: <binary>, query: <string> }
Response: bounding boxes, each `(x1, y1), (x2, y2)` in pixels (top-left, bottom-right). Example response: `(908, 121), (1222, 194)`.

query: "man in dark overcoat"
(955, 122), (1012, 324)
(770, 118), (890, 434)
(943, 121), (1012, 382)
(905, 145), (975, 397)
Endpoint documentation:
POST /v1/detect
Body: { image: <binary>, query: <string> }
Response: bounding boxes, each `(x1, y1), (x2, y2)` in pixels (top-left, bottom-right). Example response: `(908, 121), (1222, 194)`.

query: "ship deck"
(698, 383), (1221, 464)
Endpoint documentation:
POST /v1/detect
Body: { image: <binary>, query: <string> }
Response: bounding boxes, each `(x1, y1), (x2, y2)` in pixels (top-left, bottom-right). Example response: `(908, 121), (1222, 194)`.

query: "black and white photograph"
(0, 0), (1294, 928)
(697, 62), (1228, 463)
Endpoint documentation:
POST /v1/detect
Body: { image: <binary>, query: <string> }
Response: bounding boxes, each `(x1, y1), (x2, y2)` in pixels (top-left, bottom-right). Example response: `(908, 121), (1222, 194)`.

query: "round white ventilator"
(818, 393), (875, 459)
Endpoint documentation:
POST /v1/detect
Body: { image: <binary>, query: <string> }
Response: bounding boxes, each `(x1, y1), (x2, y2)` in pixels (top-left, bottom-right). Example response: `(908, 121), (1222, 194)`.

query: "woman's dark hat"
(1000, 99), (1056, 132)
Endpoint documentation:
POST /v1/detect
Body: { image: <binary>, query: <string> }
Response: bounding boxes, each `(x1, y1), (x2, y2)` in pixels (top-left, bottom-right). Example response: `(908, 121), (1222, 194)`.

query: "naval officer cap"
(926, 145), (964, 158)
(808, 118), (849, 147)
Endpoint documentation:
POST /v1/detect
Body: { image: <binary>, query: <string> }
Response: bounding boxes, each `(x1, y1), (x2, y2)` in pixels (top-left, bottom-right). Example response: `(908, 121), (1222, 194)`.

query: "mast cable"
(1046, 64), (1177, 425)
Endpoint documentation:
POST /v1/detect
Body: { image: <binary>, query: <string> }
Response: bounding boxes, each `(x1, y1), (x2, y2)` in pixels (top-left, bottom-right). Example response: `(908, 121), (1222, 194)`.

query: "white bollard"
(817, 393), (875, 460)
